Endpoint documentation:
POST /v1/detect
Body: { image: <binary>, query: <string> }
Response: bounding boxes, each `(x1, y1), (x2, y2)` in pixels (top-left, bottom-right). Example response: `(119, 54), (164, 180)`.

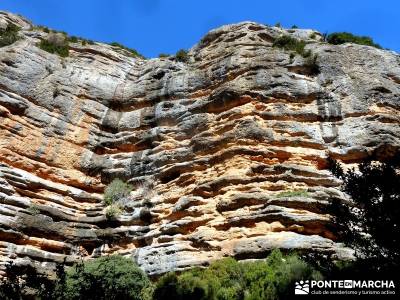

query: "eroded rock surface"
(0, 12), (399, 275)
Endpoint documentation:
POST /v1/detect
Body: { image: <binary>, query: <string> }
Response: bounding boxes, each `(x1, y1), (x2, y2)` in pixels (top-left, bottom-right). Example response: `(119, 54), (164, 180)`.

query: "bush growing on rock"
(109, 42), (144, 58)
(105, 204), (123, 220)
(103, 178), (133, 206)
(175, 49), (189, 63)
(68, 35), (79, 43)
(272, 35), (311, 58)
(326, 32), (381, 48)
(39, 32), (70, 57)
(0, 23), (21, 47)
(303, 54), (319, 75)
(27, 203), (40, 215)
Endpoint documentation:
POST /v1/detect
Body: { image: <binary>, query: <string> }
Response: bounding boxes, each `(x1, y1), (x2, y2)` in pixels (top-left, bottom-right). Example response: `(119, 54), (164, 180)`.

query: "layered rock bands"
(0, 12), (399, 275)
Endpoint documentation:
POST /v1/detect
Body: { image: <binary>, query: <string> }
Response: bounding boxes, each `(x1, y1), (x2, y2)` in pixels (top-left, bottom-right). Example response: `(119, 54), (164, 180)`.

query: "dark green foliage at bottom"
(0, 256), (150, 300)
(0, 261), (67, 300)
(327, 154), (400, 273)
(0, 251), (320, 300)
(153, 250), (322, 300)
(66, 255), (150, 300)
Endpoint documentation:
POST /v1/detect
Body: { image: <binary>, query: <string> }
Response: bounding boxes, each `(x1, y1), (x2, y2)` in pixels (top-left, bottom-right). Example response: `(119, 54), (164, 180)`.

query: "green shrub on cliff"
(103, 178), (133, 206)
(27, 203), (40, 215)
(326, 32), (381, 48)
(175, 49), (189, 63)
(273, 35), (311, 58)
(0, 23), (21, 47)
(105, 204), (123, 220)
(109, 42), (144, 58)
(39, 32), (70, 57)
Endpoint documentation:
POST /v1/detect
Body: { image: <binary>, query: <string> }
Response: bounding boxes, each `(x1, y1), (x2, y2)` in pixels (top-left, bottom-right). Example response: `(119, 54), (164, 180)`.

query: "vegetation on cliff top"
(175, 49), (189, 62)
(272, 35), (311, 58)
(39, 32), (70, 57)
(0, 23), (21, 47)
(109, 42), (145, 58)
(326, 32), (382, 49)
(35, 27), (144, 58)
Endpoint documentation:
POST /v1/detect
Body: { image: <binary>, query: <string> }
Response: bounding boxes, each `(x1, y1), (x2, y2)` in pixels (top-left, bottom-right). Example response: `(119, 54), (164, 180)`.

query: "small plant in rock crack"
(303, 54), (320, 75)
(175, 49), (189, 63)
(103, 178), (133, 206)
(27, 204), (40, 215)
(276, 189), (309, 198)
(105, 204), (123, 220)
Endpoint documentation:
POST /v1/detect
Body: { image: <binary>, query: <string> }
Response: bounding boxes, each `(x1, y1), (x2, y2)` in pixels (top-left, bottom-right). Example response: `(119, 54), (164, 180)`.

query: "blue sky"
(1, 0), (399, 57)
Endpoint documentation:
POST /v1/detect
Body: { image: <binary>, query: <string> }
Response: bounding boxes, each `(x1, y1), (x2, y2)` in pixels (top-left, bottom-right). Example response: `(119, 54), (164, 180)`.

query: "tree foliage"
(0, 261), (67, 300)
(154, 250), (321, 300)
(66, 255), (150, 300)
(0, 256), (151, 300)
(327, 155), (400, 273)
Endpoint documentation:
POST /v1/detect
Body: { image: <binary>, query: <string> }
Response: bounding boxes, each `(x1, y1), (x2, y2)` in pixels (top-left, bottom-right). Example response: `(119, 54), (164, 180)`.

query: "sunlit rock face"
(0, 11), (399, 275)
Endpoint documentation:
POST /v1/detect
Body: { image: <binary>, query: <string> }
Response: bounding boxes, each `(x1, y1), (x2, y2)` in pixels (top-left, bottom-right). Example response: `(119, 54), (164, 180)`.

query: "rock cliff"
(0, 11), (399, 276)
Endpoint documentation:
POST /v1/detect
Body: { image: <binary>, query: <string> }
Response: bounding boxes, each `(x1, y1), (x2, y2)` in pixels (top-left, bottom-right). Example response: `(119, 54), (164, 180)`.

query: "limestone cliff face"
(0, 11), (399, 275)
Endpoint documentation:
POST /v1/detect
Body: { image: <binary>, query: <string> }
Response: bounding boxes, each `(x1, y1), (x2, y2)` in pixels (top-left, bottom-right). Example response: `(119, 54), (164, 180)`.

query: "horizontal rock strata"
(0, 11), (399, 275)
